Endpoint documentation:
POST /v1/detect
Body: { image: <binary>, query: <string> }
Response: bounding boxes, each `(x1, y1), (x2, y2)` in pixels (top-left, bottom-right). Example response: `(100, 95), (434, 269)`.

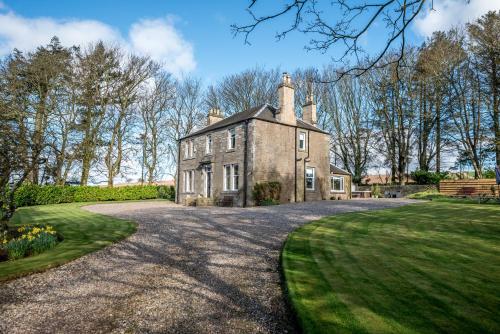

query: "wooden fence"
(439, 179), (498, 196)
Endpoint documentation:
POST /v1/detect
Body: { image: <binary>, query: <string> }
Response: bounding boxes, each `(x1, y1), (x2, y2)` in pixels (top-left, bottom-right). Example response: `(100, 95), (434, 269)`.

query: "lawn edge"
(0, 202), (138, 283)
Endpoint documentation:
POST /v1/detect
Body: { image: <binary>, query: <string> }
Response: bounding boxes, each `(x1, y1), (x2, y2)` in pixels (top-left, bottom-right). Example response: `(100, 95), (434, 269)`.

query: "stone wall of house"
(177, 121), (249, 206)
(249, 119), (330, 205)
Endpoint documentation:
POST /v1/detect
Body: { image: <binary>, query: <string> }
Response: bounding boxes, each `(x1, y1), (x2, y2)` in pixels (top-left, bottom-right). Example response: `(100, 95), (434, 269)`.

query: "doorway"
(203, 165), (212, 198)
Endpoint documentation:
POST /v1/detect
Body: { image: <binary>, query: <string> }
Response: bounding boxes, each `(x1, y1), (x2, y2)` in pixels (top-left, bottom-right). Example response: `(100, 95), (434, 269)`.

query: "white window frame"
(183, 170), (194, 193)
(330, 176), (345, 192)
(189, 140), (195, 157)
(223, 163), (239, 191)
(306, 167), (315, 190)
(227, 128), (236, 150)
(184, 141), (189, 159)
(299, 131), (306, 150)
(206, 134), (212, 154)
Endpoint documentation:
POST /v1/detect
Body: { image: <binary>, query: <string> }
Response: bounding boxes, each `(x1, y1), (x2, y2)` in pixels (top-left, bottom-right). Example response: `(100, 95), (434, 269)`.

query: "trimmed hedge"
(14, 184), (175, 207)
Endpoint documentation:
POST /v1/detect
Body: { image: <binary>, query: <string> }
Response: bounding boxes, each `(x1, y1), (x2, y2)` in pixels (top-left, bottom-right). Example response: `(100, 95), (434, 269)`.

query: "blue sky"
(1, 0), (498, 83)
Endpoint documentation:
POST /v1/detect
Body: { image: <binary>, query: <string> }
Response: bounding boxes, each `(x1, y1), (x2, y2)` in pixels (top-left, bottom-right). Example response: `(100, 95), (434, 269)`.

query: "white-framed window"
(299, 131), (306, 150)
(183, 170), (194, 192)
(223, 164), (239, 191)
(184, 140), (195, 159)
(227, 128), (236, 150)
(330, 176), (345, 192)
(206, 134), (212, 154)
(184, 141), (189, 159)
(190, 140), (195, 157)
(306, 167), (315, 190)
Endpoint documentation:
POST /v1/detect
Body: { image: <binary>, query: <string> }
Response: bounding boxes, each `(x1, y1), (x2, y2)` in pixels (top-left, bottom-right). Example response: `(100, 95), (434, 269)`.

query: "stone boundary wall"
(357, 184), (436, 197)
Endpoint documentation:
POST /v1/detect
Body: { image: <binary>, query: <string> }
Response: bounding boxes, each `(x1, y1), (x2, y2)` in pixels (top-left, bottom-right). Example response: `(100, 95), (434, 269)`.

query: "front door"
(203, 165), (212, 198)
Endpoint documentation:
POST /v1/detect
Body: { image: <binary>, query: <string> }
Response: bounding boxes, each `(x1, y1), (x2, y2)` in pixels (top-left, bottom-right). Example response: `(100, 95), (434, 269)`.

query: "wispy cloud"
(0, 11), (196, 76)
(413, 0), (500, 37)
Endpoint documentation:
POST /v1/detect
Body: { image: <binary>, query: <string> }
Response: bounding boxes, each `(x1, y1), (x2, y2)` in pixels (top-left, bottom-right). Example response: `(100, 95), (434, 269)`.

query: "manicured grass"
(0, 202), (136, 281)
(282, 202), (500, 333)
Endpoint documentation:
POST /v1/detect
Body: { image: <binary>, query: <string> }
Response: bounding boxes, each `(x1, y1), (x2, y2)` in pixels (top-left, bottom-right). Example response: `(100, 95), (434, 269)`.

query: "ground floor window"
(306, 167), (315, 190)
(331, 176), (345, 192)
(223, 164), (239, 191)
(183, 170), (194, 192)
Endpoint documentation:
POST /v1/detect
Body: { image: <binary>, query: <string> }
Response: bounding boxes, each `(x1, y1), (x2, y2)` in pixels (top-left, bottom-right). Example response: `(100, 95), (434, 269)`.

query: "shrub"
(483, 169), (496, 179)
(371, 184), (381, 197)
(407, 189), (446, 200)
(252, 182), (281, 206)
(157, 185), (175, 201)
(14, 184), (174, 207)
(411, 170), (448, 185)
(6, 238), (30, 260)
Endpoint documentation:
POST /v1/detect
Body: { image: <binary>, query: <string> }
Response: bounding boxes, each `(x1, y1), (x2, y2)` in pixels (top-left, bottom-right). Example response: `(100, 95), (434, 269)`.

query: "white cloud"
(413, 0), (500, 37)
(0, 11), (195, 76)
(129, 18), (195, 76)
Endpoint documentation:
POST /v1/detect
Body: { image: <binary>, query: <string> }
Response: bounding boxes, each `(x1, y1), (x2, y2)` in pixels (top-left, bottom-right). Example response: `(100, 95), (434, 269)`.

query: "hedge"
(14, 184), (175, 207)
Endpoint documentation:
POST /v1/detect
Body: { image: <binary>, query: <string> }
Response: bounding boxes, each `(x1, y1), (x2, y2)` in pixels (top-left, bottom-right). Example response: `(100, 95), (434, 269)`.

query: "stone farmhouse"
(176, 73), (351, 206)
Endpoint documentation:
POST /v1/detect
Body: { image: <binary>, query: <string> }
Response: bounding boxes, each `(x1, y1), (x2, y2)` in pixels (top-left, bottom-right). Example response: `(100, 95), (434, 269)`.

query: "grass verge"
(282, 201), (500, 333)
(0, 202), (136, 282)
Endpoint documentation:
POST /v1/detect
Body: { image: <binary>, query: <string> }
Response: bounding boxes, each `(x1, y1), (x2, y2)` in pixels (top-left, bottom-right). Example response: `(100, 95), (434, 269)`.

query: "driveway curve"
(0, 199), (417, 334)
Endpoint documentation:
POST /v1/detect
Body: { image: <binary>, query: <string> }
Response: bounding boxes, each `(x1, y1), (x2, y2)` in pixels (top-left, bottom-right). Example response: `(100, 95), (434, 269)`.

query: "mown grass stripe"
(282, 202), (500, 334)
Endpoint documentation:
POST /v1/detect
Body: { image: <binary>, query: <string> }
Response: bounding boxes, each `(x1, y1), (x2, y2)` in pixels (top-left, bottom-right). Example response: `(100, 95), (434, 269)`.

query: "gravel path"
(0, 199), (417, 334)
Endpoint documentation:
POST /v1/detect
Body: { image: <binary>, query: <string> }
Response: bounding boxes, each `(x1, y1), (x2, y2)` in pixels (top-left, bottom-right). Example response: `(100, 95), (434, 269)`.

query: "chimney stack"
(276, 72), (296, 125)
(207, 108), (223, 126)
(302, 81), (317, 126)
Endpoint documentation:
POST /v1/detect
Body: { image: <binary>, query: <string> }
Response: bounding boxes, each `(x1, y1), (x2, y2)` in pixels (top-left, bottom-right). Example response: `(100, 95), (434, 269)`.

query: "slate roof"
(330, 164), (351, 175)
(181, 104), (329, 139)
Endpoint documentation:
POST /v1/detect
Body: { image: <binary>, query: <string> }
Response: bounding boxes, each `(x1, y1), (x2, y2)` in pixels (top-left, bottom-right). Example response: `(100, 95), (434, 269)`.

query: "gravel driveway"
(0, 199), (417, 334)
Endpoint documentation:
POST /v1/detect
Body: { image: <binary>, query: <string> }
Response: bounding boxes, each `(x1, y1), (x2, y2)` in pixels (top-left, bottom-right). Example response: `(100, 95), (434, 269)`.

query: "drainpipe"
(304, 131), (310, 202)
(294, 127), (297, 202)
(175, 140), (181, 204)
(243, 120), (249, 207)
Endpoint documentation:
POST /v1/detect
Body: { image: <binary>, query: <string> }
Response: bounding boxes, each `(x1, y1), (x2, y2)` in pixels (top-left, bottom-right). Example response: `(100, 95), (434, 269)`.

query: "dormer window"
(228, 128), (236, 150)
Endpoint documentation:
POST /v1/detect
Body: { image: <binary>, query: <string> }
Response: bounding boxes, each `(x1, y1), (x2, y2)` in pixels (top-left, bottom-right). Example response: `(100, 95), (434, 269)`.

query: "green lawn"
(282, 202), (500, 333)
(0, 202), (136, 281)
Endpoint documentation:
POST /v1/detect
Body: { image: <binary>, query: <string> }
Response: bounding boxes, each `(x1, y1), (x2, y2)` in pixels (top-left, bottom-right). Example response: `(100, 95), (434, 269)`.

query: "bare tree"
(323, 70), (374, 184)
(139, 71), (175, 183)
(76, 42), (120, 186)
(164, 77), (205, 179)
(103, 55), (155, 187)
(370, 50), (418, 184)
(446, 31), (488, 178)
(468, 11), (500, 167)
(205, 66), (280, 115)
(232, 0), (445, 78)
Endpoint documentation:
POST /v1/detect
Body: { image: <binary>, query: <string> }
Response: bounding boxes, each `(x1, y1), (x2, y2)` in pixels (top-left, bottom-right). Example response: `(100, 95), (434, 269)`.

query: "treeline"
(1, 11), (498, 219)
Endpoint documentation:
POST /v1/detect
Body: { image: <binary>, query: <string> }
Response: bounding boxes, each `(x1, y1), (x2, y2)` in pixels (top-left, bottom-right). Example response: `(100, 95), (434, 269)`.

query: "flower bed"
(0, 225), (60, 261)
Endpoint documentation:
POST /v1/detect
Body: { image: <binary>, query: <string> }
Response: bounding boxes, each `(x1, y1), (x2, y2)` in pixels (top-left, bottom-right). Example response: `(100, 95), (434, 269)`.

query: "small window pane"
(299, 132), (306, 150)
(233, 164), (239, 190)
(306, 167), (315, 190)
